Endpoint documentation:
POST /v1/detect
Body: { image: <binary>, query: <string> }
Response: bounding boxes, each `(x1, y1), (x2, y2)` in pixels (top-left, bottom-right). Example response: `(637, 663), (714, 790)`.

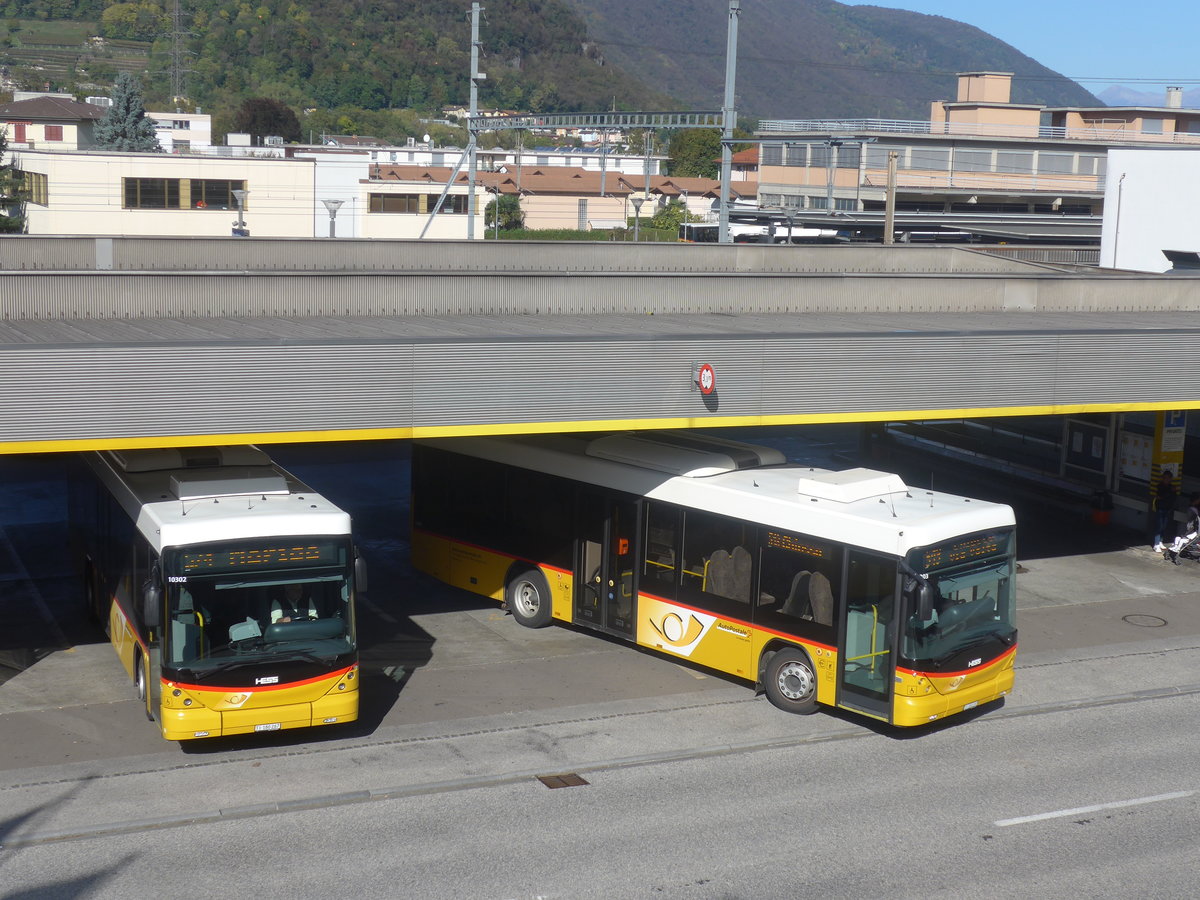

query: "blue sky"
(840, 1), (1198, 96)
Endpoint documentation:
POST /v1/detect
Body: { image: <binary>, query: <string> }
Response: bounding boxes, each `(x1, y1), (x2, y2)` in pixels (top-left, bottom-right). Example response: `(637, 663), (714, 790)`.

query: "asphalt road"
(2, 430), (1200, 897)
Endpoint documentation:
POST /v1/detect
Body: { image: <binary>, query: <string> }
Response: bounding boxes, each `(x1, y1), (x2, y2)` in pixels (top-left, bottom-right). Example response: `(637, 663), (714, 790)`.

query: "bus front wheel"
(506, 569), (553, 628)
(764, 648), (819, 715)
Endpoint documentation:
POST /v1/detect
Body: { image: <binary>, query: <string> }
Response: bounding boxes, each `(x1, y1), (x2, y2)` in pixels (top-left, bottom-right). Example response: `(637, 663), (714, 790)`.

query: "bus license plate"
(255, 723), (282, 732)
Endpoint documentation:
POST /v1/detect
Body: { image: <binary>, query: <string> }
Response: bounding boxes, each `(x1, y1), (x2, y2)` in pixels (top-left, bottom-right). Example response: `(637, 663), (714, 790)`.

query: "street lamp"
(322, 198), (344, 238)
(630, 196), (646, 242)
(232, 189), (248, 237)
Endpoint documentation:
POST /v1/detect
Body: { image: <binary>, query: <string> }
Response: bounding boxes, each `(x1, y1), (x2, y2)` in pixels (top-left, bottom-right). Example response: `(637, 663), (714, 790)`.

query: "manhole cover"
(1122, 614), (1167, 628)
(537, 773), (590, 789)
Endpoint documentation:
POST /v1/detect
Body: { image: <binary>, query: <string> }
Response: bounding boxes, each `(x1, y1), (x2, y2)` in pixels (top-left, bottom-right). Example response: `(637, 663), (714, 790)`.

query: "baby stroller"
(1167, 533), (1200, 565)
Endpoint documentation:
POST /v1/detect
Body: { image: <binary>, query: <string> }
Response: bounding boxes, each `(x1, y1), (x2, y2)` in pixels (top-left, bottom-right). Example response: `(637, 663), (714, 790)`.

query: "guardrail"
(758, 118), (1200, 145)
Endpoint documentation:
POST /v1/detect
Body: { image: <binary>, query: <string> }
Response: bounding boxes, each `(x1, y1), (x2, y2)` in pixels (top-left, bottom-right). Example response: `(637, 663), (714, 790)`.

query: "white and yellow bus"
(72, 446), (364, 740)
(411, 431), (1017, 727)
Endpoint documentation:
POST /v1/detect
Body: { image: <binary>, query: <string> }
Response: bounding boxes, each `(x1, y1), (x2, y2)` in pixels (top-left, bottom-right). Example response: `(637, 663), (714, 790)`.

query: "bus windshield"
(162, 537), (356, 674)
(902, 530), (1016, 669)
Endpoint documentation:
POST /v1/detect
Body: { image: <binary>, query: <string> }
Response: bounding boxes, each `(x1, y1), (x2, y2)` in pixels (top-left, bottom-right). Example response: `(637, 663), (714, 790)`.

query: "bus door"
(837, 551), (899, 721)
(574, 490), (636, 638)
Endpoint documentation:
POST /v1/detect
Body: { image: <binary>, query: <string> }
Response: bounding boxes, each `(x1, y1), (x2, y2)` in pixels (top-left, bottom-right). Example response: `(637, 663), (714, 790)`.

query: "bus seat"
(170, 617), (203, 664)
(706, 550), (734, 598)
(809, 572), (834, 626)
(780, 571), (811, 618)
(731, 546), (752, 602)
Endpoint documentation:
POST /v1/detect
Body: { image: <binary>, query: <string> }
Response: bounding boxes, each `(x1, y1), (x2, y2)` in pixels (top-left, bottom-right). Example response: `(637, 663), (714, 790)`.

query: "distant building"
(756, 72), (1200, 220)
(0, 94), (106, 151)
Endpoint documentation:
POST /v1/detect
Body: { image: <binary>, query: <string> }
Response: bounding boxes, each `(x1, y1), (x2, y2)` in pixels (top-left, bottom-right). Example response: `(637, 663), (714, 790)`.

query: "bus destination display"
(920, 532), (1008, 571)
(181, 543), (338, 573)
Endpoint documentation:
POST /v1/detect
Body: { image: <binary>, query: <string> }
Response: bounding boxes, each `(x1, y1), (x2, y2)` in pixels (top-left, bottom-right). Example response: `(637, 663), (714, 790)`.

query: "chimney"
(1167, 86), (1183, 108)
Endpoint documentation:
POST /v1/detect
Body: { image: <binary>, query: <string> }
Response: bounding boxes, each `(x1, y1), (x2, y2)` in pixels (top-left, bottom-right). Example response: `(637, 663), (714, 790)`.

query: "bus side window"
(679, 511), (751, 616)
(642, 502), (680, 595)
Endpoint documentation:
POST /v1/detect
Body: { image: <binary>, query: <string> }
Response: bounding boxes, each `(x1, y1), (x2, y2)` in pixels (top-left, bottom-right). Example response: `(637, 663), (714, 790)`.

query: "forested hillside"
(2, 0), (1101, 133)
(1, 0), (671, 115)
(564, 0), (1101, 118)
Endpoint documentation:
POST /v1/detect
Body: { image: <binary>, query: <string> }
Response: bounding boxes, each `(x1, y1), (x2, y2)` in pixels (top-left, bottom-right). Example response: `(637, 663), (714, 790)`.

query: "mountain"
(1, 0), (1100, 125)
(562, 0), (1101, 119)
(1098, 85), (1200, 108)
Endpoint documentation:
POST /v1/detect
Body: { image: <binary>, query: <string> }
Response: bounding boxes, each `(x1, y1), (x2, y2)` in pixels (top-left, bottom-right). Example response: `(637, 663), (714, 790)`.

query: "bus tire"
(506, 568), (553, 628)
(135, 655), (147, 702)
(764, 647), (819, 715)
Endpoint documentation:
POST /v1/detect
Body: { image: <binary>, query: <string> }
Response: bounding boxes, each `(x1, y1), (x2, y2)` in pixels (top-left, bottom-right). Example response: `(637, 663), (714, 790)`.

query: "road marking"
(995, 790), (1194, 827)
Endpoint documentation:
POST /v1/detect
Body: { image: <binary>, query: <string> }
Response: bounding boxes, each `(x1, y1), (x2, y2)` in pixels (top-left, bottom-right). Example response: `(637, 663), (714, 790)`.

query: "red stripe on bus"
(898, 644), (1017, 679)
(166, 664), (356, 694)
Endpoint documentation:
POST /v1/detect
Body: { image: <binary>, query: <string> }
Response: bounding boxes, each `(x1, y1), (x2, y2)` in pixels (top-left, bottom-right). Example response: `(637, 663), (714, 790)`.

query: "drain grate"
(537, 773), (590, 789)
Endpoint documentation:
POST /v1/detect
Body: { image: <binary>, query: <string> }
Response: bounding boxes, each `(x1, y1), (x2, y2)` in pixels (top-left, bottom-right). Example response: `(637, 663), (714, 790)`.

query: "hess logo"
(649, 612), (705, 647)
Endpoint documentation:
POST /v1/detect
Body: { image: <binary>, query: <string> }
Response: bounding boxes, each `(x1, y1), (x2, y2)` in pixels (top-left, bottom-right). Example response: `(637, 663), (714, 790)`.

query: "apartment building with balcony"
(755, 72), (1200, 225)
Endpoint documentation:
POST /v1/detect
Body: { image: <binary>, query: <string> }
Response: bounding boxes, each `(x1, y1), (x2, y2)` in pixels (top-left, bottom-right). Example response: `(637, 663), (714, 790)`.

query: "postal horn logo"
(648, 609), (714, 655)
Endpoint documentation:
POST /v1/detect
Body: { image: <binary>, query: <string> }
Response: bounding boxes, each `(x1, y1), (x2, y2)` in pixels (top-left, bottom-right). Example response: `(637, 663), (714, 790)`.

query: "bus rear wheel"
(764, 648), (819, 715)
(506, 569), (553, 628)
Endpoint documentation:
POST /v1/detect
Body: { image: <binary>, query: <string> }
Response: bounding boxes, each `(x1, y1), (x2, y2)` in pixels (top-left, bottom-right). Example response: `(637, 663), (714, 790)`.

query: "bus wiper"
(177, 659), (262, 681)
(268, 649), (338, 666)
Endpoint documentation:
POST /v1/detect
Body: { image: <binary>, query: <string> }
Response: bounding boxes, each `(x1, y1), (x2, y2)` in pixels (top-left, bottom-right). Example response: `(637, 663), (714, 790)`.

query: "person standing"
(1152, 469), (1178, 553)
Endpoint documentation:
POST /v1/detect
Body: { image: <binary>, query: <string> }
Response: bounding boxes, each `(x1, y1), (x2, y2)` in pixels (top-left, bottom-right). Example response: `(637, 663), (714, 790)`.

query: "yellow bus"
(72, 446), (364, 741)
(411, 431), (1017, 727)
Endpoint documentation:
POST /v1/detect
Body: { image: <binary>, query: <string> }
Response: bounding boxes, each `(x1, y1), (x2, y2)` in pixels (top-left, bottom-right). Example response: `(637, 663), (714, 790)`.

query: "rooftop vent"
(796, 468), (908, 503)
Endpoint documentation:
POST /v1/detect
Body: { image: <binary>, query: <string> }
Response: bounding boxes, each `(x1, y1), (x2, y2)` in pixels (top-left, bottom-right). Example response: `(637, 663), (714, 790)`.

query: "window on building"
(954, 149), (992, 173)
(13, 170), (48, 206)
(1079, 155), (1106, 177)
(368, 193), (468, 214)
(1142, 118), (1164, 134)
(834, 197), (857, 211)
(44, 125), (64, 142)
(906, 147), (950, 171)
(124, 178), (180, 209)
(1036, 152), (1074, 175)
(996, 151), (1034, 175)
(190, 179), (243, 209)
(12, 122), (29, 143)
(865, 145), (903, 168)
(122, 178), (245, 210)
(836, 145), (861, 169)
(761, 144), (784, 166)
(782, 144), (811, 168)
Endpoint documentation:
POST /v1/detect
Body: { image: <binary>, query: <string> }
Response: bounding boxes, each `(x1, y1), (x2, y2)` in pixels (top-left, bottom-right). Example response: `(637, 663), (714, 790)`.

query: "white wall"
(1101, 148), (1200, 272)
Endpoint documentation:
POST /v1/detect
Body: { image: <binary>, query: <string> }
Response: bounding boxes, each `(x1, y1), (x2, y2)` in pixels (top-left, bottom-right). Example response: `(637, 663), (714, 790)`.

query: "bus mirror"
(142, 580), (162, 629)
(916, 581), (936, 622)
(355, 555), (368, 594)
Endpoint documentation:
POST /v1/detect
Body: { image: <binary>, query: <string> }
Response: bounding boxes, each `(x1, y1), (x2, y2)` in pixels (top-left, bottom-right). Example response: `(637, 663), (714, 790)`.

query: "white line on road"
(995, 790), (1195, 827)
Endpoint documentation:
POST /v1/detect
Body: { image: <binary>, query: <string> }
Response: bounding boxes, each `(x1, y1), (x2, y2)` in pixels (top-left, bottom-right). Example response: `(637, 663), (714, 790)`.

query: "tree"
(667, 129), (721, 178)
(233, 97), (302, 143)
(0, 129), (25, 233)
(650, 199), (694, 232)
(94, 73), (162, 152)
(485, 194), (523, 232)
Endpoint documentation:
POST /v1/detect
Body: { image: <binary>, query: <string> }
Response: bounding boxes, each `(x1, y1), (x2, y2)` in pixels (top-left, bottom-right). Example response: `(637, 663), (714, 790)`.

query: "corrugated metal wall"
(2, 329), (1196, 445)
